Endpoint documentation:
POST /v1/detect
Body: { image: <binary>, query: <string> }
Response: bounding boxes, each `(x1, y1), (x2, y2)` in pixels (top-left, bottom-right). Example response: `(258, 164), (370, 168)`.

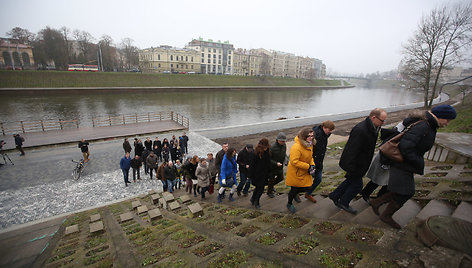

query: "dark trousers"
(250, 185), (265, 205)
(149, 167), (157, 179)
(267, 170), (284, 194)
(201, 186), (210, 198)
(329, 173), (363, 207)
(185, 177), (193, 193)
(361, 181), (389, 198)
(16, 145), (25, 155)
(288, 186), (311, 205)
(132, 168), (140, 181)
(237, 172), (251, 194)
(143, 162), (149, 174)
(122, 168), (130, 184)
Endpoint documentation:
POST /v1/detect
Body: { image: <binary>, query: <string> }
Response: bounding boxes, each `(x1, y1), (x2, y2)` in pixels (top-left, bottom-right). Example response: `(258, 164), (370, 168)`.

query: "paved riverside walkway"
(0, 120), (186, 151)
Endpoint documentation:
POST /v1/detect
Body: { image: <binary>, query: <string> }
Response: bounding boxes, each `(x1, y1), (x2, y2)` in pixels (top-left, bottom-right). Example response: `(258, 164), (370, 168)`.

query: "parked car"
(178, 71), (187, 74)
(187, 71), (196, 74)
(162, 70), (171, 74)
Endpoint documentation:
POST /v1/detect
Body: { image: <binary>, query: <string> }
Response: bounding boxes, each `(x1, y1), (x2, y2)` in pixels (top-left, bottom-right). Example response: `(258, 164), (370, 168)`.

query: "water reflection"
(0, 87), (423, 129)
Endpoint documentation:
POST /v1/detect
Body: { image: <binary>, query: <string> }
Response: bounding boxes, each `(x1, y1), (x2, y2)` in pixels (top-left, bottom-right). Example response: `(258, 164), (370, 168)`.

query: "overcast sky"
(1, 0), (465, 75)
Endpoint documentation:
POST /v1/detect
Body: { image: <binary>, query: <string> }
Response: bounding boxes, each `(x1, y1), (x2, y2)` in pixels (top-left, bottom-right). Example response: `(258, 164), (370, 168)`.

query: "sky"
(0, 0), (466, 75)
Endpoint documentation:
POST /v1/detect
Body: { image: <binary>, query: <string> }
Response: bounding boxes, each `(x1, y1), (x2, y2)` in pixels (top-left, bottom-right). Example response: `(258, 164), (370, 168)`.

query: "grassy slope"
(0, 70), (343, 88)
(439, 93), (472, 133)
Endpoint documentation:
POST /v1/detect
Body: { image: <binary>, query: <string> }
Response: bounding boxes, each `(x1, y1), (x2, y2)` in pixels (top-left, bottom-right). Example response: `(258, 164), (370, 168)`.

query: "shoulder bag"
(379, 120), (423, 162)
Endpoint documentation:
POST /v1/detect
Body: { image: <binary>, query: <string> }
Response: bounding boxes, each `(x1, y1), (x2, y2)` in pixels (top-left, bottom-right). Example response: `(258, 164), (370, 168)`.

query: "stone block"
(159, 198), (167, 209)
(65, 224), (79, 235)
(168, 201), (181, 211)
(151, 194), (160, 204)
(179, 195), (191, 204)
(148, 208), (162, 220)
(90, 214), (101, 223)
(187, 203), (203, 218)
(162, 192), (175, 202)
(137, 205), (148, 214)
(120, 212), (133, 223)
(90, 221), (104, 234)
(148, 189), (156, 195)
(132, 200), (142, 210)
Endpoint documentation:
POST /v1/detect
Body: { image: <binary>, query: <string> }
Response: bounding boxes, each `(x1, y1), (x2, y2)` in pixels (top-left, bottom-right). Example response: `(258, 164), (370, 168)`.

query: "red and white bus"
(68, 64), (99, 72)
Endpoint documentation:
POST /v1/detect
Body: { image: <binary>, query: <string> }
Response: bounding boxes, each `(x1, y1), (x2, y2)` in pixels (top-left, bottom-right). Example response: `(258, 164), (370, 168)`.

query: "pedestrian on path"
(146, 151), (158, 179)
(267, 132), (287, 198)
(215, 142), (229, 179)
(141, 148), (150, 175)
(144, 137), (153, 151)
(236, 144), (254, 197)
(120, 152), (132, 186)
(249, 138), (271, 209)
(305, 121), (335, 203)
(164, 161), (177, 193)
(196, 158), (211, 199)
(153, 137), (162, 162)
(370, 105), (456, 229)
(181, 132), (189, 154)
(217, 148), (238, 203)
(329, 108), (387, 215)
(14, 134), (25, 156)
(123, 138), (132, 154)
(285, 128), (316, 214)
(130, 154), (142, 182)
(78, 138), (90, 162)
(135, 139), (144, 158)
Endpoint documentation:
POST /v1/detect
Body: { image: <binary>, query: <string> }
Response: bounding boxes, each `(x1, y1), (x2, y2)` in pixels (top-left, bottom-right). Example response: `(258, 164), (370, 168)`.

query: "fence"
(0, 111), (189, 135)
(0, 119), (79, 135)
(91, 111), (189, 128)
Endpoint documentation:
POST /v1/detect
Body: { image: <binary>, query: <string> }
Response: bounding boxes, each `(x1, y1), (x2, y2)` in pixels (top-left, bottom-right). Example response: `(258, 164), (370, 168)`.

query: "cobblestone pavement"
(0, 132), (220, 230)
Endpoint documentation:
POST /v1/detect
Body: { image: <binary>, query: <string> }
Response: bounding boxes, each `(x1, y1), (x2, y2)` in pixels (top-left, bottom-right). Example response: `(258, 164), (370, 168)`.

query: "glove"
(308, 165), (316, 175)
(222, 179), (226, 185)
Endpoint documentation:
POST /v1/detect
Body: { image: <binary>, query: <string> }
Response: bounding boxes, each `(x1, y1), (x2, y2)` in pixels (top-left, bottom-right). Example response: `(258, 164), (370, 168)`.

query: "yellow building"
(0, 38), (35, 69)
(139, 45), (200, 73)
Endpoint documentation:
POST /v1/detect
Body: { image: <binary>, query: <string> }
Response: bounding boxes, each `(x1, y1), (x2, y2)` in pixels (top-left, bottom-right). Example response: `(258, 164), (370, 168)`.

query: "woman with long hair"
(217, 147), (238, 203)
(285, 128), (316, 213)
(249, 138), (271, 209)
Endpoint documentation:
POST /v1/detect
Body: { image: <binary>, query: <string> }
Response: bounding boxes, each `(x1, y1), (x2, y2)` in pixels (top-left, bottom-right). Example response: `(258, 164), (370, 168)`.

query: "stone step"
(296, 195), (336, 219)
(374, 199), (422, 228)
(451, 201), (472, 223)
(263, 194), (290, 213)
(416, 199), (453, 221)
(331, 198), (370, 222)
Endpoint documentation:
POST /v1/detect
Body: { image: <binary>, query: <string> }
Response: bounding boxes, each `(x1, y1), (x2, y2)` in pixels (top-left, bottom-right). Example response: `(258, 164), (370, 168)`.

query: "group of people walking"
(116, 104), (457, 230)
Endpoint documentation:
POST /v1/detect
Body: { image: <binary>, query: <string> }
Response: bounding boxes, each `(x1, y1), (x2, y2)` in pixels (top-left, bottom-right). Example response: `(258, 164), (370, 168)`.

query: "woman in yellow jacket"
(285, 127), (316, 213)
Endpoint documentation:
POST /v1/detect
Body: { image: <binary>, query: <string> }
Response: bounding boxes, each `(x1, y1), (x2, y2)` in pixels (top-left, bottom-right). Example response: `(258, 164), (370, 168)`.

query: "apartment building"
(233, 48), (263, 76)
(138, 45), (200, 73)
(186, 38), (234, 75)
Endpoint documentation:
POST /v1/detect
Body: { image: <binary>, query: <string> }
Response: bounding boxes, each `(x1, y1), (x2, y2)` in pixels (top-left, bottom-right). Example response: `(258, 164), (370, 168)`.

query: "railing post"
(171, 111), (174, 122)
(148, 112), (150, 122)
(76, 119), (79, 128)
(109, 116), (112, 126)
(135, 113), (138, 123)
(0, 122), (5, 135)
(59, 120), (63, 130)
(92, 118), (95, 128)
(123, 114), (126, 125)
(159, 112), (162, 121)
(41, 120), (45, 131)
(20, 121), (25, 133)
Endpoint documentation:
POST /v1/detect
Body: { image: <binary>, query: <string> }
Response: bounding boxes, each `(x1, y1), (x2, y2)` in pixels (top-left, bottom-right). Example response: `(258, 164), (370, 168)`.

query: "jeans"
(133, 168), (140, 181)
(306, 169), (322, 195)
(201, 186), (210, 198)
(250, 185), (265, 205)
(167, 179), (175, 193)
(237, 172), (251, 194)
(122, 168), (130, 183)
(329, 173), (363, 207)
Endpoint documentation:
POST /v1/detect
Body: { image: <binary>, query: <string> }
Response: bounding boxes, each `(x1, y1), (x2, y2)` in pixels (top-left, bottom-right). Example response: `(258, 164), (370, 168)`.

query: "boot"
(255, 200), (260, 209)
(305, 193), (317, 203)
(217, 193), (222, 203)
(229, 193), (235, 202)
(369, 192), (394, 215)
(380, 201), (402, 229)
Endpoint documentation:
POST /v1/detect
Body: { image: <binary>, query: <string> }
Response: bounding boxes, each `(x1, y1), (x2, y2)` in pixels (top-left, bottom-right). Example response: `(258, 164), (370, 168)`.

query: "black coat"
(312, 125), (330, 171)
(249, 150), (271, 187)
(123, 141), (132, 153)
(78, 141), (89, 153)
(269, 141), (286, 175)
(389, 112), (438, 195)
(130, 158), (142, 169)
(153, 140), (162, 153)
(144, 140), (153, 151)
(339, 116), (378, 178)
(135, 143), (144, 157)
(237, 148), (254, 174)
(164, 165), (177, 180)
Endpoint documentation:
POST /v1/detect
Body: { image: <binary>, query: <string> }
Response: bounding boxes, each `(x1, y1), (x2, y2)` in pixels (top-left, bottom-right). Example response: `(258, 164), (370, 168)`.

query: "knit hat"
(432, 105), (457, 120)
(276, 132), (287, 141)
(246, 144), (253, 149)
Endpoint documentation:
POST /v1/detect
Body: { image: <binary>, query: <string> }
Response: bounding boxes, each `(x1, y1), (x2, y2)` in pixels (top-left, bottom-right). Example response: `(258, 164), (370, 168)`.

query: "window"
(158, 54), (160, 60)
(213, 54), (216, 58)
(191, 57), (193, 62)
(21, 52), (30, 66)
(218, 55), (221, 59)
(229, 60), (231, 65)
(201, 53), (204, 58)
(213, 49), (216, 53)
(186, 56), (188, 61)
(158, 63), (161, 67)
(229, 56), (231, 60)
(219, 49), (221, 53)
(213, 59), (216, 64)
(186, 65), (188, 69)
(201, 58), (204, 63)
(208, 59), (210, 63)
(208, 48), (211, 52)
(171, 64), (173, 67)
(191, 65), (193, 69)
(208, 54), (210, 59)
(170, 55), (173, 61)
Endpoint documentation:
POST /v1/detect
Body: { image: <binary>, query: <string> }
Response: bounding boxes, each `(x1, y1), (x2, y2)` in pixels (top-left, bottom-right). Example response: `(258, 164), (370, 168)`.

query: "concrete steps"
(416, 200), (454, 221)
(451, 201), (472, 223)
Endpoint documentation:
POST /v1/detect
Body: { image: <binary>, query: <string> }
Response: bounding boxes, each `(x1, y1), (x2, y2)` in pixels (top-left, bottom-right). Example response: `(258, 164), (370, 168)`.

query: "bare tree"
(98, 35), (118, 71)
(73, 30), (95, 63)
(400, 3), (472, 107)
(6, 27), (35, 44)
(33, 27), (68, 69)
(60, 27), (73, 62)
(120, 37), (139, 70)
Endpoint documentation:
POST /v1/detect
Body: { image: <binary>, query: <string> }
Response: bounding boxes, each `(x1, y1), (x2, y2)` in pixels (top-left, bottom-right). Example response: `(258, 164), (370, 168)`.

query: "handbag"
(379, 120), (423, 162)
(209, 184), (214, 194)
(221, 177), (235, 187)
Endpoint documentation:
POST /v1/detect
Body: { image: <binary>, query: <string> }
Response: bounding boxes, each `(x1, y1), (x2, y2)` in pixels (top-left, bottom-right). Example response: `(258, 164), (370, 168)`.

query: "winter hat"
(276, 132), (287, 141)
(246, 144), (253, 149)
(432, 105), (457, 120)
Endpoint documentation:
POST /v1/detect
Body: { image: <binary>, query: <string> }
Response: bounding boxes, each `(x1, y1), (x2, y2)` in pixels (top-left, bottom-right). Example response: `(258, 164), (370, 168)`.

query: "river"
(0, 87), (423, 129)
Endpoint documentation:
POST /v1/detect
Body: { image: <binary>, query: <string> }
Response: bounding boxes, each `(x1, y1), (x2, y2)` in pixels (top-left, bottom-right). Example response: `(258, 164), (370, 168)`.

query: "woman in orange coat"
(285, 127), (316, 213)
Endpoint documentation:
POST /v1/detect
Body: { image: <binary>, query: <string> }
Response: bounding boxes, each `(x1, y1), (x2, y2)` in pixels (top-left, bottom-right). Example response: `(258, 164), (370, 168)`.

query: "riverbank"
(0, 70), (346, 88)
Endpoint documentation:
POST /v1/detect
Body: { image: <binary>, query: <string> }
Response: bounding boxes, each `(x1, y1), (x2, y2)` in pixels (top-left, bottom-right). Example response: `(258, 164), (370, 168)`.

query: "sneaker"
(294, 195), (301, 203)
(339, 204), (358, 215)
(304, 193), (317, 203)
(286, 203), (296, 214)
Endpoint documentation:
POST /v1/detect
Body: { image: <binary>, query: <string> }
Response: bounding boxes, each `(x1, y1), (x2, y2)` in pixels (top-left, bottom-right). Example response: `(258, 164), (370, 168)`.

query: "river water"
(0, 87), (423, 129)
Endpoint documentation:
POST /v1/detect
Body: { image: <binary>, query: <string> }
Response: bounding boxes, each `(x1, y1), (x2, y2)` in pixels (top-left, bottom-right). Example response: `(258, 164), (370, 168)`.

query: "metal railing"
(91, 111), (189, 129)
(0, 119), (79, 135)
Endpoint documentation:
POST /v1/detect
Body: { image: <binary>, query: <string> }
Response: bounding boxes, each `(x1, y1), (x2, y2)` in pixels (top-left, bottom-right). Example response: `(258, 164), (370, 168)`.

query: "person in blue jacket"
(120, 152), (132, 187)
(217, 147), (238, 203)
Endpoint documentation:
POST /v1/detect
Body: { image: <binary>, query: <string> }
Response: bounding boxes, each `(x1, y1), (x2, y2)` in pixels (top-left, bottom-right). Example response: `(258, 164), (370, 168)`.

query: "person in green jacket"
(267, 132), (287, 198)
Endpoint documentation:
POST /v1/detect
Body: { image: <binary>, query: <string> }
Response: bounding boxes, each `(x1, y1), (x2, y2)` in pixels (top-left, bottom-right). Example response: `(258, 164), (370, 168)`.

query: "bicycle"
(72, 159), (85, 180)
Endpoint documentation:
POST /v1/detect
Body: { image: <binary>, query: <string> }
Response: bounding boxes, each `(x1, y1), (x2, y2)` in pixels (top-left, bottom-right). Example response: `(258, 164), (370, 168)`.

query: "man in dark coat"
(134, 139), (144, 158)
(181, 132), (189, 154)
(141, 148), (150, 174)
(164, 161), (178, 193)
(370, 105), (456, 228)
(329, 108), (387, 214)
(14, 134), (25, 155)
(144, 137), (153, 151)
(153, 137), (162, 162)
(267, 132), (287, 198)
(130, 154), (142, 182)
(123, 138), (132, 153)
(305, 121), (335, 203)
(215, 142), (229, 177)
(236, 144), (254, 196)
